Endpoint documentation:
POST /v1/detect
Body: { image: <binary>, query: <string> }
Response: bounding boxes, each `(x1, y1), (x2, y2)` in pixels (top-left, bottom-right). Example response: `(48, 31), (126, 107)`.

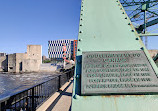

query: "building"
(0, 45), (42, 73)
(73, 40), (78, 61)
(48, 39), (74, 60)
(23, 45), (42, 72)
(148, 50), (158, 58)
(153, 54), (158, 67)
(0, 52), (7, 71)
(42, 55), (47, 62)
(0, 56), (8, 72)
(8, 53), (27, 72)
(0, 53), (6, 57)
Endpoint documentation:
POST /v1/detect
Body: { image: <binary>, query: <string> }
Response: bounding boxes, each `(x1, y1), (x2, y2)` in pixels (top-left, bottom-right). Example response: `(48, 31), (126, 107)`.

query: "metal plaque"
(81, 51), (158, 95)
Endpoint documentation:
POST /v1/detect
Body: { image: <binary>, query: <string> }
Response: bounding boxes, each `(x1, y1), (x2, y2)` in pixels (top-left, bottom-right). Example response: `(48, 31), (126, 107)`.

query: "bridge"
(1, 0), (158, 111)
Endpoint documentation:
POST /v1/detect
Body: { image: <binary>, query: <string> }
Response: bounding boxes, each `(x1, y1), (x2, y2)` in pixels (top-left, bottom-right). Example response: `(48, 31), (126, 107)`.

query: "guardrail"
(0, 67), (74, 111)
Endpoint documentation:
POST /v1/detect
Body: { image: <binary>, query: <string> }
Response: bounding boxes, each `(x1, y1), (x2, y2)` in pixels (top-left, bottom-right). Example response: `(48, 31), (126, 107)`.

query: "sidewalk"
(37, 78), (73, 111)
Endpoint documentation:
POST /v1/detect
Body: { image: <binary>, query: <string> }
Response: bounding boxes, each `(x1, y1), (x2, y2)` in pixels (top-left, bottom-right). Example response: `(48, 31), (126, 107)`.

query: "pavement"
(37, 78), (73, 111)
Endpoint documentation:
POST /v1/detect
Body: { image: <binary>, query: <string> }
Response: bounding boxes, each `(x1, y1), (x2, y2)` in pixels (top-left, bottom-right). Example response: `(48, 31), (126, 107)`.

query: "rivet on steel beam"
(79, 31), (82, 33)
(74, 94), (80, 99)
(81, 9), (84, 11)
(122, 12), (125, 14)
(82, 6), (83, 7)
(81, 18), (83, 20)
(128, 23), (131, 25)
(116, 1), (119, 2)
(75, 74), (80, 78)
(136, 38), (139, 40)
(81, 13), (83, 16)
(78, 49), (81, 51)
(125, 17), (128, 19)
(131, 30), (134, 32)
(140, 47), (144, 50)
(79, 39), (82, 41)
(120, 8), (123, 10)
(80, 24), (83, 26)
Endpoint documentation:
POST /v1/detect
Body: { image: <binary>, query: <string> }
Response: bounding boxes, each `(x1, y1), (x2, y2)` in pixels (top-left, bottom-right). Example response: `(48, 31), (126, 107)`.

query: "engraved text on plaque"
(81, 51), (158, 95)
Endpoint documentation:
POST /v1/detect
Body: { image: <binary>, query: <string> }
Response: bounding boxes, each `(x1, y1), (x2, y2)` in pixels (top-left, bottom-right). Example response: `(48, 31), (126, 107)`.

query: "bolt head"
(76, 75), (79, 78)
(140, 47), (144, 50)
(74, 94), (80, 99)
(136, 38), (139, 40)
(79, 39), (82, 41)
(78, 49), (81, 51)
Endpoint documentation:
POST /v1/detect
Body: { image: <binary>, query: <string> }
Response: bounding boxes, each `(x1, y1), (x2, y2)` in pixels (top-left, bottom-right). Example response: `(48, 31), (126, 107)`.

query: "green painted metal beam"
(120, 0), (158, 7)
(139, 33), (158, 36)
(120, 0), (158, 22)
(71, 0), (158, 111)
(136, 18), (158, 33)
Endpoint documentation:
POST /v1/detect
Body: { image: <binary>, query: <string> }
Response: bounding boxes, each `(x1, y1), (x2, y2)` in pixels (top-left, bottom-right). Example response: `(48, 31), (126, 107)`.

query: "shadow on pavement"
(46, 79), (73, 111)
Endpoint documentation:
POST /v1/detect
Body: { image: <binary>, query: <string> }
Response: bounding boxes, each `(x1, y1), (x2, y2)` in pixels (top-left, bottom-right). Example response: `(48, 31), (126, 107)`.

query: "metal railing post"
(0, 102), (1, 111)
(32, 88), (35, 111)
(26, 91), (28, 111)
(58, 75), (61, 90)
(68, 70), (70, 81)
(67, 71), (69, 82)
(1, 102), (5, 111)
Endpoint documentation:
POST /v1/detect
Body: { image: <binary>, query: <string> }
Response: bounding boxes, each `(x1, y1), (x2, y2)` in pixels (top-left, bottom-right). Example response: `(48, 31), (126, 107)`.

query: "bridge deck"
(37, 78), (73, 111)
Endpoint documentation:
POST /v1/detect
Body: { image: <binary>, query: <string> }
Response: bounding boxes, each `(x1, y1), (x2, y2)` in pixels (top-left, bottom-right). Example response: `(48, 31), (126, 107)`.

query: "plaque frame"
(81, 50), (158, 95)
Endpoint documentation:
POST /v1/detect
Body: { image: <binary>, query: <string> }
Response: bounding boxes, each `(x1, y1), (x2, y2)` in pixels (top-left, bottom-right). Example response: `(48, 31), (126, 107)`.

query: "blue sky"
(0, 0), (158, 57)
(0, 0), (81, 56)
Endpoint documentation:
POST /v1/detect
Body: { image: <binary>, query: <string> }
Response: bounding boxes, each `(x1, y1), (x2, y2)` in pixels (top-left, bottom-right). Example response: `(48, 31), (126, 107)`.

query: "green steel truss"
(120, 0), (158, 22)
(120, 0), (158, 7)
(120, 0), (158, 48)
(71, 0), (158, 111)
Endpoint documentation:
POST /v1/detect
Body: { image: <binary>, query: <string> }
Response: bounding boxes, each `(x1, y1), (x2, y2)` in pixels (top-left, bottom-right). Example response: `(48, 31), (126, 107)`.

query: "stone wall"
(0, 56), (7, 72)
(2, 45), (42, 73)
(8, 54), (16, 72)
(27, 45), (42, 71)
(22, 59), (39, 72)
(8, 53), (27, 73)
(16, 53), (27, 73)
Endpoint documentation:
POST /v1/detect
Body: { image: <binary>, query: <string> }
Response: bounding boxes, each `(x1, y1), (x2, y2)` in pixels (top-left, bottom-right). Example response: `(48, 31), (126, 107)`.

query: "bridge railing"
(0, 67), (74, 111)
